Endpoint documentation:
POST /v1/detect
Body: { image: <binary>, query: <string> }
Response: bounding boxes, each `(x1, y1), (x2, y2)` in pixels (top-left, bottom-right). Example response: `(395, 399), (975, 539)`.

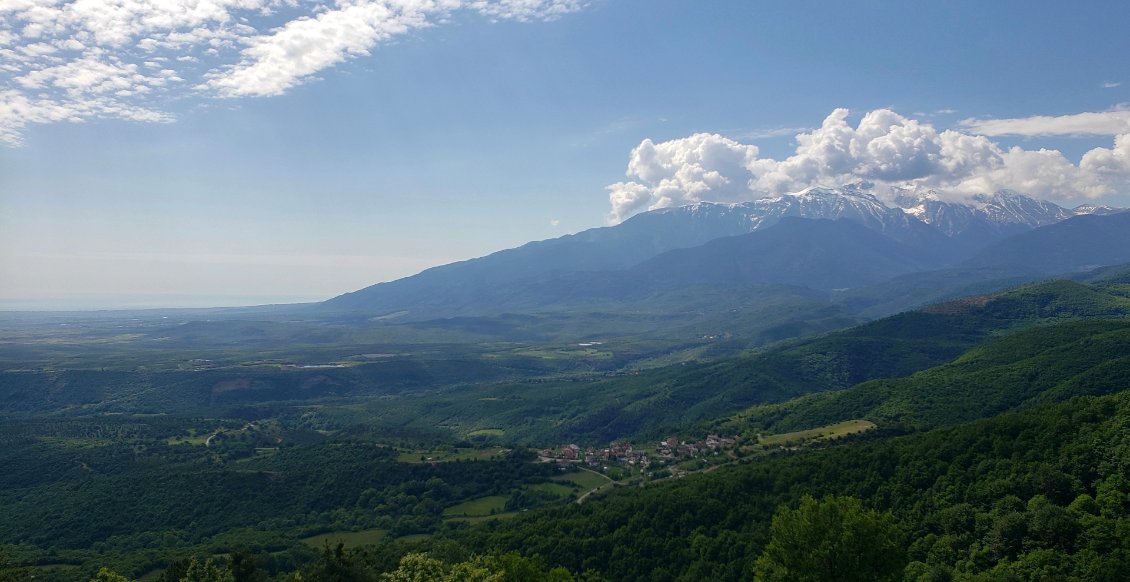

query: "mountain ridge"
(323, 186), (1124, 315)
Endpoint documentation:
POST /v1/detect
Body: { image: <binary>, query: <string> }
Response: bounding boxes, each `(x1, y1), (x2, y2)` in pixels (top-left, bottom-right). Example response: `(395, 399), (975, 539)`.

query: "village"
(536, 433), (739, 480)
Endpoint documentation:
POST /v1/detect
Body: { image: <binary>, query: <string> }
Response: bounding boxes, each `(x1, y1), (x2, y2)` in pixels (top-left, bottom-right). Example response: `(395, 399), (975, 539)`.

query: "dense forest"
(23, 390), (1130, 581)
(446, 392), (1130, 580)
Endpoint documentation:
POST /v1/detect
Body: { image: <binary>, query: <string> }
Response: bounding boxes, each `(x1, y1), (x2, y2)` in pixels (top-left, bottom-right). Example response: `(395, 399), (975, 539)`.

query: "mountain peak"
(887, 188), (1080, 237)
(970, 190), (1071, 228)
(1073, 204), (1125, 216)
(791, 181), (880, 200)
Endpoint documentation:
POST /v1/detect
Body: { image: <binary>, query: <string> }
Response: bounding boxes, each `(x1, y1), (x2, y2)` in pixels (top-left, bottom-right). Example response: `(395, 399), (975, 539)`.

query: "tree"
(754, 495), (906, 582)
(0, 548), (33, 582)
(156, 558), (192, 582)
(229, 549), (269, 582)
(90, 568), (133, 582)
(180, 557), (234, 582)
(297, 543), (375, 582)
(379, 554), (447, 582)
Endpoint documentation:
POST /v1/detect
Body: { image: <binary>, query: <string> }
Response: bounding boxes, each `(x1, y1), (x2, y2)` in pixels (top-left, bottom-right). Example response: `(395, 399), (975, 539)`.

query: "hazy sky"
(2, 0), (1129, 309)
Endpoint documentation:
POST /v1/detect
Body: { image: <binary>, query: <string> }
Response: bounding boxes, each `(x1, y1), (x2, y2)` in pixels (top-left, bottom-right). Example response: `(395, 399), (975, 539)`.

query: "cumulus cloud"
(608, 108), (1130, 222)
(606, 133), (759, 223)
(0, 0), (586, 145)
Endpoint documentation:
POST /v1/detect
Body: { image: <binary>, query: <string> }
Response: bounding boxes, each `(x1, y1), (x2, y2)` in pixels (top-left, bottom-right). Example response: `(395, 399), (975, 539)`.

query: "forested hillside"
(438, 391), (1130, 580)
(5, 275), (1130, 581)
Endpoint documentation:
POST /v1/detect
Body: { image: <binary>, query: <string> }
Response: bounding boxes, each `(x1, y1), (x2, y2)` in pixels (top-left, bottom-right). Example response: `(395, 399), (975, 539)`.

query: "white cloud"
(1081, 133), (1130, 177)
(606, 132), (759, 223)
(0, 87), (171, 146)
(470, 0), (584, 22)
(1104, 81), (1121, 89)
(205, 0), (452, 98)
(960, 109), (1130, 137)
(0, 0), (586, 145)
(608, 108), (1130, 222)
(731, 125), (809, 140)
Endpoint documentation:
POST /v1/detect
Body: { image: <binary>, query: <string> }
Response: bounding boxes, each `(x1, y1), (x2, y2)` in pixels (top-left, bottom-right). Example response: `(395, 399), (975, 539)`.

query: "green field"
(393, 534), (433, 544)
(37, 436), (113, 448)
(510, 347), (613, 360)
(757, 419), (876, 447)
(466, 428), (504, 438)
(553, 470), (611, 490)
(396, 447), (507, 463)
(165, 434), (210, 445)
(444, 512), (522, 524)
(442, 495), (510, 517)
(299, 528), (387, 549)
(530, 482), (577, 497)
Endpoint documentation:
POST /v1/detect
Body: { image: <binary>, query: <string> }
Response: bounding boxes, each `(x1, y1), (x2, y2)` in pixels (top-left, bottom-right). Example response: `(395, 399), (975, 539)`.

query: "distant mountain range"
(323, 185), (1126, 317)
(965, 211), (1130, 274)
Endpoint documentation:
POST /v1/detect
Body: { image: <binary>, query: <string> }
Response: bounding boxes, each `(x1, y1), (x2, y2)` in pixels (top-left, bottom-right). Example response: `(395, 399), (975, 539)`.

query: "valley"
(4, 193), (1130, 581)
(6, 1), (1130, 579)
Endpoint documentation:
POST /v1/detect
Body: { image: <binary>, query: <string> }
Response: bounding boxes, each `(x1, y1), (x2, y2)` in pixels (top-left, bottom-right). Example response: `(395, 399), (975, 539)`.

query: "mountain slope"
(963, 211), (1130, 274)
(322, 202), (772, 314)
(727, 280), (1130, 434)
(627, 217), (937, 290)
(739, 319), (1130, 434)
(494, 217), (945, 311)
(324, 215), (946, 321)
(324, 186), (1096, 316)
(511, 279), (1130, 443)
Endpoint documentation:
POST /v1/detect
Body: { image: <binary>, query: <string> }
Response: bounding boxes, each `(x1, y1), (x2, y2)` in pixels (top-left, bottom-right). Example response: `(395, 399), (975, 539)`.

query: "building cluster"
(538, 442), (648, 468)
(537, 434), (737, 470)
(654, 434), (736, 460)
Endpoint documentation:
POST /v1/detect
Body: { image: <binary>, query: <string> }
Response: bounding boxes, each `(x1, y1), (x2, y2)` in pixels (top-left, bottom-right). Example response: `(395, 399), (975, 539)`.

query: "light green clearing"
(442, 495), (509, 517)
(395, 534), (432, 543)
(37, 436), (112, 447)
(530, 482), (576, 497)
(510, 347), (613, 360)
(299, 528), (387, 549)
(396, 447), (504, 463)
(466, 428), (504, 437)
(166, 431), (210, 446)
(758, 419), (877, 446)
(445, 511), (521, 524)
(552, 471), (609, 490)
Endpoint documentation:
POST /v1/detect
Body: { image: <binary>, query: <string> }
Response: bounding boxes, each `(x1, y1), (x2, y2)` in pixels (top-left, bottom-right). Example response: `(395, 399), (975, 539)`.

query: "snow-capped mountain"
(657, 183), (1107, 243)
(324, 184), (1122, 314)
(1072, 204), (1124, 216)
(654, 184), (945, 248)
(890, 188), (1072, 239)
(656, 183), (899, 230)
(737, 184), (900, 231)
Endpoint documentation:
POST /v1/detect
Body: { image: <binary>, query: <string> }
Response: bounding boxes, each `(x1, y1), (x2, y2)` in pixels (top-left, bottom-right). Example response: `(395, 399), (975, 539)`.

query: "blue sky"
(1, 0), (1129, 309)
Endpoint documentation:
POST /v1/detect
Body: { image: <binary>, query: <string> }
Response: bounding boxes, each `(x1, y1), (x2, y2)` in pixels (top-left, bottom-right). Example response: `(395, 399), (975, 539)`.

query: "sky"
(1, 0), (1129, 309)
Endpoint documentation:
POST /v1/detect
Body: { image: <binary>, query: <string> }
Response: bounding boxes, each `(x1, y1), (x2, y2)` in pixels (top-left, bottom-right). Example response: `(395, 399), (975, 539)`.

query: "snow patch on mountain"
(653, 184), (1125, 243)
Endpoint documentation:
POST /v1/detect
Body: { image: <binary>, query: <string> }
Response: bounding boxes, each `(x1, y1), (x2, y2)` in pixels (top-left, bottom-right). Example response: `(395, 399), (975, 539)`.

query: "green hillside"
(720, 280), (1130, 433)
(548, 278), (1130, 441)
(435, 390), (1130, 580)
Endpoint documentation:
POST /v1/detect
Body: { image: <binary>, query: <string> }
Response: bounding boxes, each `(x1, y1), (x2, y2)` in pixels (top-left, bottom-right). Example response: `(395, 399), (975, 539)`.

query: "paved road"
(574, 467), (615, 504)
